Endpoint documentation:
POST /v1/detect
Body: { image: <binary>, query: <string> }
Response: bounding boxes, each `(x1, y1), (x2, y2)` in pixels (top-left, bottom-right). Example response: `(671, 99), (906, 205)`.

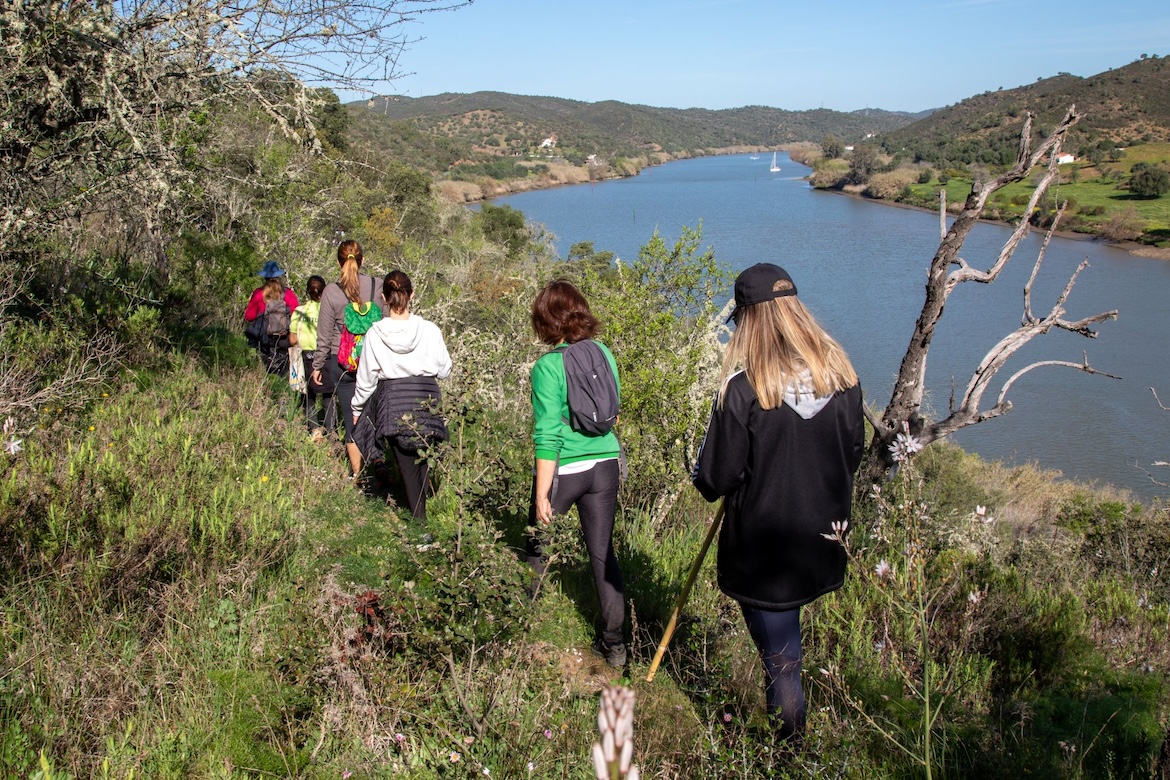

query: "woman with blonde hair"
(243, 260), (298, 376)
(692, 263), (865, 744)
(311, 240), (386, 479)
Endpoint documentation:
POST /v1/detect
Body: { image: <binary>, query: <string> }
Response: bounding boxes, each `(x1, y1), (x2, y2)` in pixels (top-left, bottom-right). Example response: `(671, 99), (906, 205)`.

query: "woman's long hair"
(531, 280), (599, 346)
(384, 270), (412, 314)
(337, 240), (363, 303)
(719, 296), (857, 410)
(262, 277), (284, 302)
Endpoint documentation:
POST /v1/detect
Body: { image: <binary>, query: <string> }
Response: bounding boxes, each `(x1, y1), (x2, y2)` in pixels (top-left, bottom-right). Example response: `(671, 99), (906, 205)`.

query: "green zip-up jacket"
(531, 340), (621, 465)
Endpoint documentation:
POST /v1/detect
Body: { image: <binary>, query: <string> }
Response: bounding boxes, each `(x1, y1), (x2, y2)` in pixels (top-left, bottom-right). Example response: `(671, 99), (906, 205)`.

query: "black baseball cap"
(728, 263), (797, 322)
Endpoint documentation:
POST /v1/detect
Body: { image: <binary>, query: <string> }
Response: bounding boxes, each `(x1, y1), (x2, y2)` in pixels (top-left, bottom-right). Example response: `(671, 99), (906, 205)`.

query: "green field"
(899, 143), (1170, 244)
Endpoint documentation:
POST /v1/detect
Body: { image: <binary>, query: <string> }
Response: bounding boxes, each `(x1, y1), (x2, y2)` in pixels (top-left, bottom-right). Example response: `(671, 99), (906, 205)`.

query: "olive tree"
(0, 0), (471, 261)
(1130, 163), (1170, 198)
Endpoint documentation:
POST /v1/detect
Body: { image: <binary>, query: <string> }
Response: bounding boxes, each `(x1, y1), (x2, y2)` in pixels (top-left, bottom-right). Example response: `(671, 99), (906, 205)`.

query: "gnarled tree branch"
(863, 106), (1119, 483)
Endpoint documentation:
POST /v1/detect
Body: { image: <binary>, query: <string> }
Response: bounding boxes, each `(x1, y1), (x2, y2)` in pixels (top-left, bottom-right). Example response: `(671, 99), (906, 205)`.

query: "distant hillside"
(878, 56), (1170, 166)
(349, 91), (922, 169)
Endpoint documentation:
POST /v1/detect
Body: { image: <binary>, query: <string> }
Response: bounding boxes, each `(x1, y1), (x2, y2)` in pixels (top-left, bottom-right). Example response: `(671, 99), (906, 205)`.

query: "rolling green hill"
(877, 55), (1170, 167)
(349, 91), (924, 169)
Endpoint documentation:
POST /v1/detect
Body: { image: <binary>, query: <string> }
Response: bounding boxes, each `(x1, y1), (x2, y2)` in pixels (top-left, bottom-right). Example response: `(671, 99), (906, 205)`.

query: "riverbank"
(443, 150), (1169, 257)
(818, 183), (1140, 252)
(435, 145), (776, 204)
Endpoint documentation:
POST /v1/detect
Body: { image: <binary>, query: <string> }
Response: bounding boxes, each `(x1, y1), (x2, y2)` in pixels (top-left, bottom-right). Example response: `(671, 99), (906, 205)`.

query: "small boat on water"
(769, 152), (781, 172)
(749, 154), (759, 160)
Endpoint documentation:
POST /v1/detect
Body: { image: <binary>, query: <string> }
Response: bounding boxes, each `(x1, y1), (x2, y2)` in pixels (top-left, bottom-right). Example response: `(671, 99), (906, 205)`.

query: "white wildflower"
(889, 421), (923, 463)
(821, 519), (849, 542)
(874, 559), (892, 579)
(3, 437), (22, 456)
(968, 589), (984, 606)
(593, 685), (638, 780)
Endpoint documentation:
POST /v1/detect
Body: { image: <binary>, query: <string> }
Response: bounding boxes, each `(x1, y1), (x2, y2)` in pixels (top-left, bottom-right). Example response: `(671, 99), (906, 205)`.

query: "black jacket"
(692, 373), (865, 610)
(352, 375), (448, 459)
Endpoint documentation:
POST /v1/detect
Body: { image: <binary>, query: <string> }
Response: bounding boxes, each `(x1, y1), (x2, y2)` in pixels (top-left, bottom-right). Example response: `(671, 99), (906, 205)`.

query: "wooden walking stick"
(645, 500), (726, 682)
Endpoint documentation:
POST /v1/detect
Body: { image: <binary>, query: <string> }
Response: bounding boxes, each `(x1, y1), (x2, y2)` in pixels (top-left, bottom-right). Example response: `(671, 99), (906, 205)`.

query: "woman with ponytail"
(350, 270), (451, 519)
(312, 240), (386, 478)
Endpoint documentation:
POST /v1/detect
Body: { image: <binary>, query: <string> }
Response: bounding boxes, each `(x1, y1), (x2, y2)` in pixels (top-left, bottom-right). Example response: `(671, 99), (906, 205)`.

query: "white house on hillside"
(539, 134), (557, 149)
(1056, 153), (1075, 164)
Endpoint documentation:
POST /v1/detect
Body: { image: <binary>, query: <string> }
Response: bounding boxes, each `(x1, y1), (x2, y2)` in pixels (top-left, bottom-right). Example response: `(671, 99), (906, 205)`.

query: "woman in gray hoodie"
(311, 240), (386, 478)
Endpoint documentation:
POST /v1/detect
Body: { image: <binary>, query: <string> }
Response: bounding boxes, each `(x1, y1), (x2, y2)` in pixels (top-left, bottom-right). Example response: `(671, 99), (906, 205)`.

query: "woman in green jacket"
(526, 280), (626, 667)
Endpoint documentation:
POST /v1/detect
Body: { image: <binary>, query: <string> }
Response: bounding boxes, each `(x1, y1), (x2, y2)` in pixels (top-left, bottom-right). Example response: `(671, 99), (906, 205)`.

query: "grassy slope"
(891, 142), (1170, 241)
(3, 292), (1169, 779)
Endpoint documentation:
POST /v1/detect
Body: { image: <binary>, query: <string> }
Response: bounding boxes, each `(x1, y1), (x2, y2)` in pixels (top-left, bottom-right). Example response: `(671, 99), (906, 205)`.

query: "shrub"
(580, 224), (730, 514)
(918, 167), (934, 184)
(864, 168), (919, 200)
(1099, 206), (1145, 241)
(1130, 162), (1170, 198)
(809, 158), (849, 189)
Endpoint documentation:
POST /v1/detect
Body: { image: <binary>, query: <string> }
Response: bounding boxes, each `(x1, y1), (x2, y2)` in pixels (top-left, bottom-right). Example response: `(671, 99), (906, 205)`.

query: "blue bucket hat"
(257, 260), (286, 278)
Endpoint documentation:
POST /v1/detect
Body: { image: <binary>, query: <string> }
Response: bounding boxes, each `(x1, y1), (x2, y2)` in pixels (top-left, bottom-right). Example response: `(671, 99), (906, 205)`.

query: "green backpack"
(337, 280), (382, 372)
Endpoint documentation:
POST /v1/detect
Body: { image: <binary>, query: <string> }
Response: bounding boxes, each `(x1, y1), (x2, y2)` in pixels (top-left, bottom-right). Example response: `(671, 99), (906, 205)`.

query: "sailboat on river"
(769, 152), (781, 172)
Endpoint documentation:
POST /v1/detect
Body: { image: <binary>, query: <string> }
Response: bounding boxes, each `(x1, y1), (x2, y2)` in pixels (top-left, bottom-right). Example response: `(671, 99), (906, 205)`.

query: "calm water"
(491, 154), (1170, 503)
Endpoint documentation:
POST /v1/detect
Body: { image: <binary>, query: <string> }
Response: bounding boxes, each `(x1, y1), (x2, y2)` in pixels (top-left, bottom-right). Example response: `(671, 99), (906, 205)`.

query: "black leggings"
(525, 460), (624, 645)
(335, 371), (358, 442)
(391, 442), (429, 520)
(740, 603), (805, 740)
(302, 352), (337, 434)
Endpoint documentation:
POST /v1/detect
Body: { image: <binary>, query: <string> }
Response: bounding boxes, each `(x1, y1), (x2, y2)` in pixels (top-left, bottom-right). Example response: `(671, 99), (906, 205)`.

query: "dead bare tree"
(862, 106), (1119, 484)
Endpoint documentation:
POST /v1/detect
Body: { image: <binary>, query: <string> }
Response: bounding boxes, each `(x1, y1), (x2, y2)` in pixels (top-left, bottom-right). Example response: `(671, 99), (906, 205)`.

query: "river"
(489, 153), (1170, 503)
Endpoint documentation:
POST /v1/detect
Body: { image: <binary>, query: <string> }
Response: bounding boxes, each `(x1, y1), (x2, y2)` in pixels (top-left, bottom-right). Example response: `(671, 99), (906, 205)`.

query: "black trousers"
(525, 459), (624, 646)
(260, 336), (290, 376)
(335, 370), (358, 442)
(391, 443), (430, 520)
(302, 352), (337, 434)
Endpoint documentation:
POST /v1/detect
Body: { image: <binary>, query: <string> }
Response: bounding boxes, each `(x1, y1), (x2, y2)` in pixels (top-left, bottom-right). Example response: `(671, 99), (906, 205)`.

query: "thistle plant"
(592, 686), (640, 780)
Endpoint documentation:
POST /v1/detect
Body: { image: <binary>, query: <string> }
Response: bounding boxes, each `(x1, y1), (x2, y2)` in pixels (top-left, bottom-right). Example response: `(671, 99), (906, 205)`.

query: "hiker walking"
(244, 260), (299, 376)
(290, 275), (337, 440)
(525, 280), (627, 668)
(311, 240), (386, 480)
(350, 270), (452, 520)
(691, 263), (865, 744)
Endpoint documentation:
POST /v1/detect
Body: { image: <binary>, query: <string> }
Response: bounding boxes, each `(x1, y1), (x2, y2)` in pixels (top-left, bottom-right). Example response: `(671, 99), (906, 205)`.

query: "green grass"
(2, 330), (1169, 778)
(890, 142), (1170, 244)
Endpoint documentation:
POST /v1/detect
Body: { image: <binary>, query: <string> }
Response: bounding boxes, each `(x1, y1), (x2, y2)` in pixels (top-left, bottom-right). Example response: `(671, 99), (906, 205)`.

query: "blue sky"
(345, 0), (1170, 112)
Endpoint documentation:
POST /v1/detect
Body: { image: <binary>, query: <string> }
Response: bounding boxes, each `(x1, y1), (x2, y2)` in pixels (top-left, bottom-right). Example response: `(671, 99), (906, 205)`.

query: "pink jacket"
(244, 288), (299, 321)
